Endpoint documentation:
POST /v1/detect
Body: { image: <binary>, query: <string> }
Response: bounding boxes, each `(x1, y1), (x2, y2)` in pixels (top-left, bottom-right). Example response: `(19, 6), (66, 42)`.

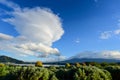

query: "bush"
(101, 62), (109, 67)
(74, 66), (112, 80)
(89, 62), (101, 67)
(49, 75), (58, 80)
(49, 66), (57, 72)
(16, 67), (58, 80)
(105, 66), (120, 80)
(35, 61), (43, 67)
(0, 65), (113, 80)
(65, 63), (71, 68)
(55, 66), (111, 80)
(0, 67), (8, 78)
(75, 63), (80, 68)
(0, 63), (5, 67)
(82, 63), (86, 66)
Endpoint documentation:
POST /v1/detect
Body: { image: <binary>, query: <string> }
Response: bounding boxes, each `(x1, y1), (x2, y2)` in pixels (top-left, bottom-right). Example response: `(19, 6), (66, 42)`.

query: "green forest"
(0, 62), (120, 80)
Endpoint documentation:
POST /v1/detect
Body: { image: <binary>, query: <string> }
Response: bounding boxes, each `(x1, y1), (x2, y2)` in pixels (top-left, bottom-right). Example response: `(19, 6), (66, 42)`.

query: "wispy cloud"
(100, 29), (120, 39)
(75, 38), (80, 44)
(0, 0), (64, 58)
(0, 0), (20, 11)
(0, 33), (13, 40)
(114, 29), (120, 35)
(100, 31), (112, 39)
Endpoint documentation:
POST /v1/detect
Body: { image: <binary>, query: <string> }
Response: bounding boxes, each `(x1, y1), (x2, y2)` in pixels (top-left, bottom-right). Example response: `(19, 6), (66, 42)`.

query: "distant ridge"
(1, 55), (120, 64)
(59, 58), (120, 63)
(0, 55), (24, 64)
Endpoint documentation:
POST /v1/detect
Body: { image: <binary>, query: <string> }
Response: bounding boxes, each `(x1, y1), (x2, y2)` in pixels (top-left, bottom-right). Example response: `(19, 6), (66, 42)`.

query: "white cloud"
(75, 38), (80, 44)
(73, 51), (120, 59)
(0, 33), (13, 40)
(114, 29), (120, 35)
(100, 28), (120, 39)
(0, 0), (64, 58)
(15, 43), (59, 56)
(100, 31), (112, 39)
(0, 0), (20, 11)
(3, 7), (64, 46)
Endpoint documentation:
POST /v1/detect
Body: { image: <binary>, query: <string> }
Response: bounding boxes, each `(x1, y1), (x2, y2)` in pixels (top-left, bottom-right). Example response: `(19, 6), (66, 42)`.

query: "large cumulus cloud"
(0, 0), (64, 57)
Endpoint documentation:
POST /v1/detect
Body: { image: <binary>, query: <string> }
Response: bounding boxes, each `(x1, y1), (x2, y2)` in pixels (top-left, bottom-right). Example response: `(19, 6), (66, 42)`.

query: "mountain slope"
(60, 58), (120, 63)
(0, 55), (24, 63)
(1, 55), (120, 64)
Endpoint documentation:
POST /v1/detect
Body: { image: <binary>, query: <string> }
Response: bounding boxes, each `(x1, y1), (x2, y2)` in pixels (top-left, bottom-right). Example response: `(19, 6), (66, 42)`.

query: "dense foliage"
(0, 66), (57, 80)
(105, 66), (120, 80)
(55, 66), (111, 80)
(0, 64), (113, 80)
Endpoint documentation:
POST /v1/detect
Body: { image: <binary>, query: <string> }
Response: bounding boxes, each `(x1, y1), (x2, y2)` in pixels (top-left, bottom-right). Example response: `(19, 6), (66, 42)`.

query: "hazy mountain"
(59, 58), (120, 63)
(0, 55), (24, 64)
(1, 55), (120, 64)
(58, 51), (120, 63)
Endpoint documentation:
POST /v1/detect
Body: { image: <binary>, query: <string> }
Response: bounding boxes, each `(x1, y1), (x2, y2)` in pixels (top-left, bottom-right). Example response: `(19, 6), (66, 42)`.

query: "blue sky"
(0, 0), (120, 61)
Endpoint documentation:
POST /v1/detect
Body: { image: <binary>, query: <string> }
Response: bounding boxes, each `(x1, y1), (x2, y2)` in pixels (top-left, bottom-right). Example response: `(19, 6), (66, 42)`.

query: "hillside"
(0, 55), (24, 64)
(1, 55), (120, 64)
(60, 58), (120, 63)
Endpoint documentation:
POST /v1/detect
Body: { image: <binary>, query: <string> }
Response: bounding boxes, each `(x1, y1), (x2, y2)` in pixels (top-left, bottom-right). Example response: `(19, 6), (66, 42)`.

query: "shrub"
(49, 66), (57, 72)
(65, 63), (71, 68)
(101, 62), (109, 67)
(35, 61), (43, 67)
(0, 63), (5, 67)
(82, 63), (86, 66)
(89, 62), (101, 67)
(3, 66), (21, 80)
(75, 63), (80, 68)
(0, 67), (8, 78)
(49, 75), (58, 80)
(0, 65), (113, 80)
(74, 66), (112, 80)
(16, 67), (58, 80)
(56, 68), (66, 80)
(105, 66), (120, 80)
